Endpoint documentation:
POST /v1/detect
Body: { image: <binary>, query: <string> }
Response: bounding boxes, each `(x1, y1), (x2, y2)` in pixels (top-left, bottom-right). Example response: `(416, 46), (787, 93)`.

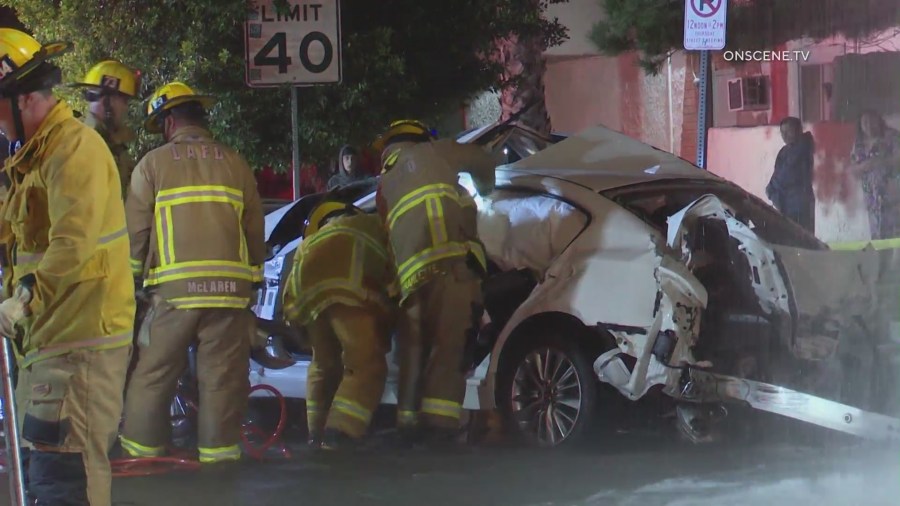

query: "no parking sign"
(684, 0), (727, 51)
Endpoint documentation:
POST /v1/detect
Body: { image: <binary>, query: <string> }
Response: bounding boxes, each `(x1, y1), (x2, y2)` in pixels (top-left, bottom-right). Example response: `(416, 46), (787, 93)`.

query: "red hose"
(111, 455), (201, 477)
(240, 384), (292, 460)
(1, 383), (292, 478)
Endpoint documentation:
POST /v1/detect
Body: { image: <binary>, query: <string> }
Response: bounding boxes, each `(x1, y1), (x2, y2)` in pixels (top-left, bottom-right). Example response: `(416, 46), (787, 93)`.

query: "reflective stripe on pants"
(119, 437), (165, 458)
(198, 445), (241, 464)
(122, 302), (251, 460)
(305, 304), (389, 438)
(396, 260), (482, 430)
(421, 397), (462, 421)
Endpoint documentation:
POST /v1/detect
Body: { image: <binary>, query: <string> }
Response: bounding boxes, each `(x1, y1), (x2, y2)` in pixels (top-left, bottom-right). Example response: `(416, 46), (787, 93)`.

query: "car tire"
(496, 330), (599, 448)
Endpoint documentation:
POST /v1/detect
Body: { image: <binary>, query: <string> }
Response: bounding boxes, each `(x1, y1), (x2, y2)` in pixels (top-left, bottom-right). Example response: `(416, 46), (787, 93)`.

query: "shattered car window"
(503, 133), (550, 163)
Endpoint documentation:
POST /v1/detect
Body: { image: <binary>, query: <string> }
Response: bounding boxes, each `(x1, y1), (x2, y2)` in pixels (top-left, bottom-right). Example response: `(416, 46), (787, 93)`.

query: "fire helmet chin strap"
(102, 93), (115, 133)
(7, 95), (24, 158)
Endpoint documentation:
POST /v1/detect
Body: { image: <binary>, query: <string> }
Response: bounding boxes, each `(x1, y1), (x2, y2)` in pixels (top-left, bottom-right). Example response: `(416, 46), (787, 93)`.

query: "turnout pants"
(16, 346), (131, 506)
(306, 303), (389, 439)
(120, 299), (251, 464)
(396, 261), (483, 430)
(124, 296), (151, 392)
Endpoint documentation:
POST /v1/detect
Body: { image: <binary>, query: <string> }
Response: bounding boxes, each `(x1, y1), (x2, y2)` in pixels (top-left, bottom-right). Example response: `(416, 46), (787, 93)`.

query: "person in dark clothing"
(766, 117), (816, 233)
(327, 145), (372, 190)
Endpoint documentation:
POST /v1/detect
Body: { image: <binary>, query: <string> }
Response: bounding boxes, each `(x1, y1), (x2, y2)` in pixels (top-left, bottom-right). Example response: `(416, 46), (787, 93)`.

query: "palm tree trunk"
(496, 32), (553, 136)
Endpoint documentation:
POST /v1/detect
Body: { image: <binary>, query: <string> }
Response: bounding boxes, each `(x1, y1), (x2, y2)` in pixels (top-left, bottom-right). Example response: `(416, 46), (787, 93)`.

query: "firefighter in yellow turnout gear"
(0, 29), (135, 506)
(69, 59), (140, 200)
(121, 81), (266, 464)
(374, 120), (499, 443)
(283, 200), (396, 450)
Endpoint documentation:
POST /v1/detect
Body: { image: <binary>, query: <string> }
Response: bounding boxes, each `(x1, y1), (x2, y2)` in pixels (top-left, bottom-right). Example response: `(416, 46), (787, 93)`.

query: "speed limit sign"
(244, 0), (342, 87)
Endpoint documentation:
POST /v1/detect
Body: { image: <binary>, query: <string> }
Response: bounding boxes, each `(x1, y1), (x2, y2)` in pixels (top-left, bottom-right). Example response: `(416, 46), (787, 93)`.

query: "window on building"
(800, 63), (835, 123)
(714, 69), (771, 128)
(727, 75), (770, 111)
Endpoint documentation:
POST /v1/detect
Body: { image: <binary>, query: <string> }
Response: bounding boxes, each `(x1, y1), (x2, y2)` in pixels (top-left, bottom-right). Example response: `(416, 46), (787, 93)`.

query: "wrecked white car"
(253, 124), (900, 448)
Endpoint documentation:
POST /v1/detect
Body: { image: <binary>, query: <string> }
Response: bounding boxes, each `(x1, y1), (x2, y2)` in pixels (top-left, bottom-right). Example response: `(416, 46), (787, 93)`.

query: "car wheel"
(497, 331), (599, 447)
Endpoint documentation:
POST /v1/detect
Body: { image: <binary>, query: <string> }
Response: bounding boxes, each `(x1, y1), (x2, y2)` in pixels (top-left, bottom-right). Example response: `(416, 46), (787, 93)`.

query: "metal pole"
(2, 339), (27, 506)
(668, 55), (675, 154)
(696, 49), (711, 169)
(290, 86), (301, 201)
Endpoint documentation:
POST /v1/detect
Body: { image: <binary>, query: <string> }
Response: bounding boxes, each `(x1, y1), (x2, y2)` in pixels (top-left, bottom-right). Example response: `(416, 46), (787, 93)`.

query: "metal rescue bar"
(682, 370), (900, 441)
(2, 337), (27, 505)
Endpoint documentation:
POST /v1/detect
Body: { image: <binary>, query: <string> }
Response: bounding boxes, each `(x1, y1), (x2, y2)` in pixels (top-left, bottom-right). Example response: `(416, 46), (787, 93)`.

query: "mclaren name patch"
(187, 280), (238, 294)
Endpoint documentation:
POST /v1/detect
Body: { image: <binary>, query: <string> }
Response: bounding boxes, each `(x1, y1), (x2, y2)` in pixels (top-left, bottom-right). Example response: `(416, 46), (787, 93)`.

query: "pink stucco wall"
(544, 55), (622, 134)
(545, 53), (686, 155)
(707, 123), (871, 242)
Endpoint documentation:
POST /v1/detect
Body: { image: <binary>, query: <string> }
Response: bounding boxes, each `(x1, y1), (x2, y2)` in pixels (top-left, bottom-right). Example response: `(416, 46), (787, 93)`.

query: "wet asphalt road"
(1, 426), (895, 506)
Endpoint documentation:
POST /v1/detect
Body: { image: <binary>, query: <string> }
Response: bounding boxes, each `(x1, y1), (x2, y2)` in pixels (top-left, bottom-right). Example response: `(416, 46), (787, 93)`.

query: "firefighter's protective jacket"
(126, 126), (265, 310)
(0, 101), (135, 367)
(84, 113), (136, 200)
(283, 213), (395, 326)
(376, 139), (498, 301)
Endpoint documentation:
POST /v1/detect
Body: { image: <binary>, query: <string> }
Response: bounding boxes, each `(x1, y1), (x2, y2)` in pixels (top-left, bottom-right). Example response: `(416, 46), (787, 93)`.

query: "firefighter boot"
(416, 427), (466, 451)
(307, 432), (324, 450)
(321, 428), (363, 451)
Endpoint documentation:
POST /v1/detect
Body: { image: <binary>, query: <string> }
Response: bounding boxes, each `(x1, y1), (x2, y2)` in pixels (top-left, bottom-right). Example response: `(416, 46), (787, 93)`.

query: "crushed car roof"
(499, 124), (723, 192)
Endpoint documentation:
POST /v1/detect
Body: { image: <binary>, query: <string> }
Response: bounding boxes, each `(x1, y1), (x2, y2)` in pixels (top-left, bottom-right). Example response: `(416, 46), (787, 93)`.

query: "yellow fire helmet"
(0, 28), (72, 96)
(69, 60), (140, 97)
(303, 200), (360, 237)
(144, 81), (216, 133)
(371, 119), (435, 153)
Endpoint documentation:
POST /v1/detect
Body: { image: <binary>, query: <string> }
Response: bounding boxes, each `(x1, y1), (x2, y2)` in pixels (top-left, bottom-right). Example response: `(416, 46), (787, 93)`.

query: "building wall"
(705, 29), (900, 242)
(544, 52), (688, 155)
(543, 0), (605, 57)
(708, 116), (900, 243)
(708, 124), (862, 242)
(544, 55), (622, 134)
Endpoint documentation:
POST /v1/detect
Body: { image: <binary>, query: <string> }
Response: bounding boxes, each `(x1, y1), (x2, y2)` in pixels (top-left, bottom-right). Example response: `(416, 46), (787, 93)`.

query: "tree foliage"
(3, 0), (569, 169)
(590, 0), (900, 74)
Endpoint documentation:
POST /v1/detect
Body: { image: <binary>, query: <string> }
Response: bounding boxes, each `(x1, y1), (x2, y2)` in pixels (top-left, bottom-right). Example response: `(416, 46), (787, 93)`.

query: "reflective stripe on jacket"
(126, 126), (266, 310)
(377, 139), (497, 301)
(84, 114), (136, 201)
(282, 213), (395, 325)
(0, 102), (135, 367)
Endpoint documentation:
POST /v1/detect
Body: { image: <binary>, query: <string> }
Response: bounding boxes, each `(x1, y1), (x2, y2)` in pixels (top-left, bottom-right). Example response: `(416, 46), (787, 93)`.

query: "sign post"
(291, 87), (301, 198)
(684, 0), (727, 169)
(245, 0), (343, 200)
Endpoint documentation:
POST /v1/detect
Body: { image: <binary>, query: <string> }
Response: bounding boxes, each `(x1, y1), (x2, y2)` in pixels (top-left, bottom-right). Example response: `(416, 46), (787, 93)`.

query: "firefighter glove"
(0, 285), (30, 339)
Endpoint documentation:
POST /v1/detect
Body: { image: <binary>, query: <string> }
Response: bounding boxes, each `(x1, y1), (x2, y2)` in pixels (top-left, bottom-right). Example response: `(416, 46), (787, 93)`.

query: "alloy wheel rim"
(510, 346), (582, 446)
